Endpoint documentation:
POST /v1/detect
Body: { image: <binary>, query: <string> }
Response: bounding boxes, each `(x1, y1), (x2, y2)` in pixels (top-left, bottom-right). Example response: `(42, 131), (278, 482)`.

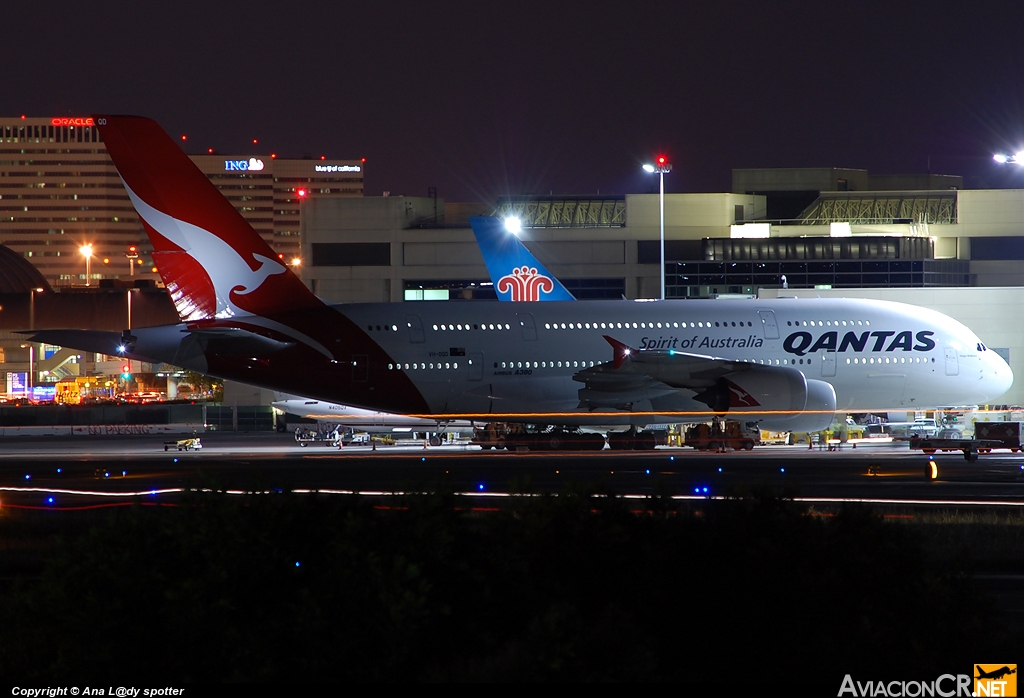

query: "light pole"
(79, 244), (93, 286)
(29, 286), (43, 330)
(125, 245), (139, 277)
(19, 343), (34, 396)
(643, 156), (672, 300)
(993, 151), (1024, 164)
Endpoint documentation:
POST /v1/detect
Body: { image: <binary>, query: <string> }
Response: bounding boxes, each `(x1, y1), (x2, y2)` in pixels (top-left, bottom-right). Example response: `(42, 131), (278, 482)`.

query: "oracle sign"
(51, 117), (94, 127)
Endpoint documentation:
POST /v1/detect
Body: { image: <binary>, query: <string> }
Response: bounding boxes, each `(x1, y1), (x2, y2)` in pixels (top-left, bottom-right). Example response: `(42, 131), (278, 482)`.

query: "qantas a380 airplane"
(30, 116), (1013, 442)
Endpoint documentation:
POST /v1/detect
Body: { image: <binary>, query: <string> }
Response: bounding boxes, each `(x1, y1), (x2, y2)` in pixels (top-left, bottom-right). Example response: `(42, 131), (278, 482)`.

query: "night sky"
(6, 1), (1024, 202)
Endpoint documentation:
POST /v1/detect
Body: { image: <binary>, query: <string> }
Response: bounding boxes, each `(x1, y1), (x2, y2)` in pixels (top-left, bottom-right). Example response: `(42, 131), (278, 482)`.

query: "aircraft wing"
(573, 335), (809, 413)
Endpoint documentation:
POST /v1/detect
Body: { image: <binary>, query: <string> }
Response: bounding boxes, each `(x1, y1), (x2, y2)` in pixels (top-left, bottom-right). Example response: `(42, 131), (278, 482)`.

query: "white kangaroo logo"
(123, 181), (285, 319)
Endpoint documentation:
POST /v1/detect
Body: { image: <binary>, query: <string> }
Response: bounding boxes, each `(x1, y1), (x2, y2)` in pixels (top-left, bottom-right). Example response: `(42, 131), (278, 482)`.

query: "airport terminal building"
(297, 168), (1024, 305)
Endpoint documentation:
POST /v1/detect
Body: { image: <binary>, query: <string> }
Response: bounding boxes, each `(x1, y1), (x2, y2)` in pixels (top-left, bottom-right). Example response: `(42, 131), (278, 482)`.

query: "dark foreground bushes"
(0, 492), (1008, 681)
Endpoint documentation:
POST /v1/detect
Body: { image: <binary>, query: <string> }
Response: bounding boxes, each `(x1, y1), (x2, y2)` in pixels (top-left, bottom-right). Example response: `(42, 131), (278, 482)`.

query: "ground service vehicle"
(294, 426), (341, 447)
(910, 422), (1022, 461)
(684, 420), (759, 451)
(164, 437), (202, 451)
(472, 422), (606, 450)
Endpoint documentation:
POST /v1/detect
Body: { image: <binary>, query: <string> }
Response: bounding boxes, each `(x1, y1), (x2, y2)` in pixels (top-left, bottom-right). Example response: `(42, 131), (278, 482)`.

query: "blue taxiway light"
(24, 474), (30, 480)
(645, 469), (650, 474)
(295, 562), (301, 568)
(718, 467), (722, 472)
(780, 467), (786, 473)
(478, 483), (485, 491)
(47, 497), (54, 504)
(56, 468), (61, 474)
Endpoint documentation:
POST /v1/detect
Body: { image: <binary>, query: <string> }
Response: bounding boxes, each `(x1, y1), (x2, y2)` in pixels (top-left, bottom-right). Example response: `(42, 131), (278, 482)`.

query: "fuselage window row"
(384, 354), (939, 373)
(542, 321), (757, 330)
(786, 320), (871, 327)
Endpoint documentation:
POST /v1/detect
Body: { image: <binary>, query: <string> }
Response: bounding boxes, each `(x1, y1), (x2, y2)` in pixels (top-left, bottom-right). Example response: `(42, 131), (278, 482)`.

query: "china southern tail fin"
(470, 216), (575, 301)
(95, 115), (322, 322)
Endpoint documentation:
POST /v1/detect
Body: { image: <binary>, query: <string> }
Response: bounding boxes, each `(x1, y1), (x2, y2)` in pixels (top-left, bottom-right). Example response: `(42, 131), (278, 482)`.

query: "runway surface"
(2, 432), (1024, 509)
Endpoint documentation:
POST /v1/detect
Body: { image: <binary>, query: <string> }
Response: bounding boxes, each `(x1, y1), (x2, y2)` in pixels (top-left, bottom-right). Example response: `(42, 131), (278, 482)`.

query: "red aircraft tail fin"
(95, 115), (321, 322)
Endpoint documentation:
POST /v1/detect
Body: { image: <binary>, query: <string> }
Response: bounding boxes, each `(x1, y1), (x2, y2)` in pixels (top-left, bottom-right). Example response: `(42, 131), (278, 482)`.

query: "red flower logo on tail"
(497, 266), (555, 301)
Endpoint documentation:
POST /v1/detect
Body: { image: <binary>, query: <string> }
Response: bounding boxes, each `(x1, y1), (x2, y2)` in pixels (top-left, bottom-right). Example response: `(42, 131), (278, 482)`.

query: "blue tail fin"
(470, 216), (576, 301)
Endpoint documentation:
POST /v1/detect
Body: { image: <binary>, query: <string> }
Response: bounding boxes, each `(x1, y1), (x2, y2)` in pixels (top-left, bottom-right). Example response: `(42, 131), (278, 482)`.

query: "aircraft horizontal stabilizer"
(26, 329), (126, 357)
(184, 327), (295, 356)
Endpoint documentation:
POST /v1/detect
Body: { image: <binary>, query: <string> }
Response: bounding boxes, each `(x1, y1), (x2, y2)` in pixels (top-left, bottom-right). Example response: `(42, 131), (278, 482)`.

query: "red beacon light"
(297, 188), (307, 198)
(644, 155), (672, 174)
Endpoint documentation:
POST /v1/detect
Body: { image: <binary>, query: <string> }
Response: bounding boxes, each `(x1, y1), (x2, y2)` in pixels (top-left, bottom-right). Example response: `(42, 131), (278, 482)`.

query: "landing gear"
(530, 430), (604, 451)
(607, 427), (657, 451)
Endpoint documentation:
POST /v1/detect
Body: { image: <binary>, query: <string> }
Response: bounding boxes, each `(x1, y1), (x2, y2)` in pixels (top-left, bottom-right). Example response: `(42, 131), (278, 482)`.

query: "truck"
(683, 420), (759, 451)
(472, 422), (606, 451)
(909, 421), (1022, 461)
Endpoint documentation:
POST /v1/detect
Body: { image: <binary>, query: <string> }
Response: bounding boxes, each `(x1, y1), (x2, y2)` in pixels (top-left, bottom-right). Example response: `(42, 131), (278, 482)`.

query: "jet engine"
(691, 365), (807, 416)
(756, 379), (836, 433)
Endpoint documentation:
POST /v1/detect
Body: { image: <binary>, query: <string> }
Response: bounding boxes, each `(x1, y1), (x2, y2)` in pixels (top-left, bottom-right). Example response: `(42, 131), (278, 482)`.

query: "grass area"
(0, 492), (1019, 682)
